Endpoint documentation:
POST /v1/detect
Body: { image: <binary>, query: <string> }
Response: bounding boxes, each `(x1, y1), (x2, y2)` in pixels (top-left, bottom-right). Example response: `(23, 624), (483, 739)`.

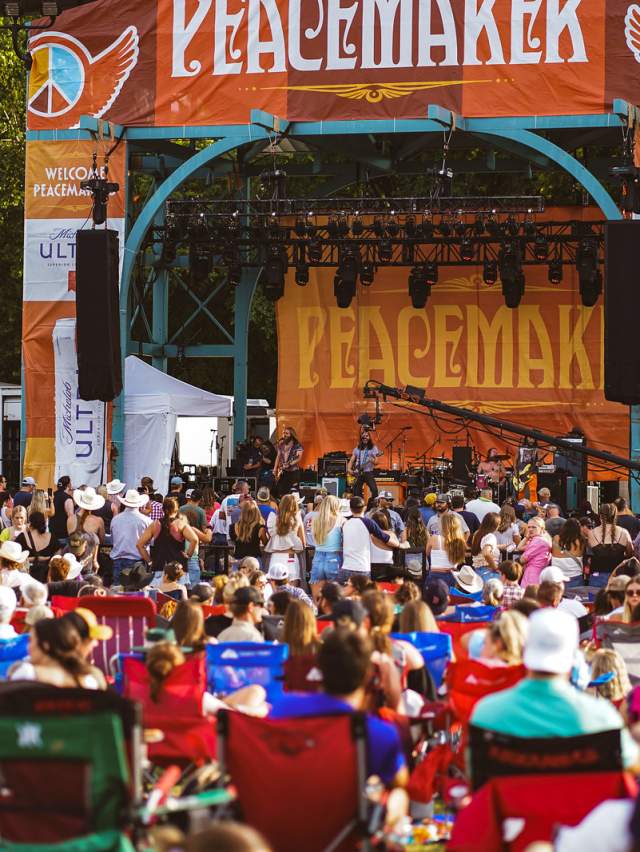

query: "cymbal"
(432, 456), (450, 463)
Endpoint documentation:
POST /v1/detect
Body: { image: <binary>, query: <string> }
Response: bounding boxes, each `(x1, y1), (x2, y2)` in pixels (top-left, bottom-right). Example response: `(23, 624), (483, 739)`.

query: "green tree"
(0, 25), (26, 384)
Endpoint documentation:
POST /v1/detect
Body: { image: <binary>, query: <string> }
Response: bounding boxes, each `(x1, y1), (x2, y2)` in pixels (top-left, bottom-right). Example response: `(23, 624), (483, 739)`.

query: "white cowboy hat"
(62, 554), (83, 580)
(73, 487), (105, 511)
(106, 479), (126, 495)
(118, 489), (149, 509)
(0, 540), (29, 565)
(452, 564), (484, 594)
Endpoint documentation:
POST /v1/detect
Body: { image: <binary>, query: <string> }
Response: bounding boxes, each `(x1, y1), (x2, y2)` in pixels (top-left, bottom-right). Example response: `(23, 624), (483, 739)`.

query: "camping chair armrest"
(153, 788), (235, 817)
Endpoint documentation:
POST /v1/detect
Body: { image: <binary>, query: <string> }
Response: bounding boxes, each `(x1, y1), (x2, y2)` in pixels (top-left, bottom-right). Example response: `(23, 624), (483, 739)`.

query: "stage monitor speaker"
(452, 446), (473, 482)
(605, 221), (640, 404)
(75, 229), (122, 402)
(321, 476), (345, 497)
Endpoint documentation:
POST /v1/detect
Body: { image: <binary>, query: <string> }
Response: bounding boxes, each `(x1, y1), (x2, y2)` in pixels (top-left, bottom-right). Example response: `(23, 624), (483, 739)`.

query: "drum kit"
(406, 450), (517, 500)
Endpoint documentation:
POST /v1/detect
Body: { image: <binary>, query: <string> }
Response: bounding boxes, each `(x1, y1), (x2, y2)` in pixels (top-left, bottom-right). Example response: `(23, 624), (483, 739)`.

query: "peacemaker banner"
(24, 0), (640, 130)
(275, 252), (628, 478)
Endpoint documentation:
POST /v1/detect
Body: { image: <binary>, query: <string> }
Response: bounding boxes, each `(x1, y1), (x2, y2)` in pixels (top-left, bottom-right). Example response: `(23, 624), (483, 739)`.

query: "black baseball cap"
(423, 578), (450, 616)
(330, 599), (366, 627)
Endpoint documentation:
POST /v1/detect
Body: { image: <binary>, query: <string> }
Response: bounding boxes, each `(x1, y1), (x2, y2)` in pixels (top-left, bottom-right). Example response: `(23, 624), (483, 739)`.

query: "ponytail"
(146, 642), (185, 702)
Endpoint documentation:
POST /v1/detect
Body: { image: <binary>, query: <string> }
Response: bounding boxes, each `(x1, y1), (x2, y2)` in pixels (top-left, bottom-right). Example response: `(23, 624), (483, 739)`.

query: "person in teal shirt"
(471, 608), (639, 769)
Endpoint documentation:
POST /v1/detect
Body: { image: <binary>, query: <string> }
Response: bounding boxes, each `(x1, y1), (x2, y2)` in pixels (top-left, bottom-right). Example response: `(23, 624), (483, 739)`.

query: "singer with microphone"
(274, 426), (304, 497)
(348, 426), (383, 502)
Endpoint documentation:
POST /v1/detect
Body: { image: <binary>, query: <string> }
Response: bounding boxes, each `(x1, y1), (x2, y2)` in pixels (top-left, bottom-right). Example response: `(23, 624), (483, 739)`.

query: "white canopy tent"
(123, 356), (233, 493)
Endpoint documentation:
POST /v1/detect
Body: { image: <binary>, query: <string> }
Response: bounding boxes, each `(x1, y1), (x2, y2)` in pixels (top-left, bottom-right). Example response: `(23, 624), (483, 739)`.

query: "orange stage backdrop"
(23, 0), (640, 131)
(276, 263), (629, 478)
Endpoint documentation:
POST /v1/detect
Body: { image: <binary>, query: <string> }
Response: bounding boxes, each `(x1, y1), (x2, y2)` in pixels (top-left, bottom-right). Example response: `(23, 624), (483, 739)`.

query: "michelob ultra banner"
(276, 221), (628, 478)
(53, 318), (108, 487)
(24, 0), (640, 130)
(22, 139), (126, 486)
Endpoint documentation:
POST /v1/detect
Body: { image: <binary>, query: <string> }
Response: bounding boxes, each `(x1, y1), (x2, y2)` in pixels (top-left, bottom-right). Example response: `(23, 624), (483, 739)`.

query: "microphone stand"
(384, 427), (411, 471)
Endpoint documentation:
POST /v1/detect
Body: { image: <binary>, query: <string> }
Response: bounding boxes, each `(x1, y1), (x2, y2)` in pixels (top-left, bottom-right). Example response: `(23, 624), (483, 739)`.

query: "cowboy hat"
(0, 540), (29, 565)
(73, 487), (105, 511)
(452, 564), (483, 594)
(118, 489), (149, 509)
(62, 554), (83, 580)
(106, 479), (126, 495)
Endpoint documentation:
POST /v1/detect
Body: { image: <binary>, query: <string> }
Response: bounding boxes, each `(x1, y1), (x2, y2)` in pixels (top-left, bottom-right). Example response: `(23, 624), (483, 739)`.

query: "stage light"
(308, 239), (322, 263)
(438, 219), (451, 237)
(386, 216), (400, 237)
(373, 217), (384, 237)
(548, 259), (563, 284)
(473, 216), (485, 236)
(421, 216), (434, 238)
(295, 263), (309, 286)
(360, 262), (375, 286)
(460, 238), (474, 262)
(334, 274), (356, 308)
(486, 215), (501, 238)
(337, 248), (359, 285)
(454, 218), (466, 239)
(483, 259), (498, 285)
(378, 238), (393, 262)
(499, 241), (524, 308)
(327, 217), (339, 238)
(408, 265), (430, 309)
(576, 238), (602, 306)
(505, 216), (520, 237)
(534, 235), (549, 260)
(405, 215), (417, 238)
(425, 261), (438, 285)
(294, 217), (307, 237)
(524, 216), (536, 237)
(351, 215), (364, 236)
(337, 215), (349, 236)
(263, 245), (286, 301)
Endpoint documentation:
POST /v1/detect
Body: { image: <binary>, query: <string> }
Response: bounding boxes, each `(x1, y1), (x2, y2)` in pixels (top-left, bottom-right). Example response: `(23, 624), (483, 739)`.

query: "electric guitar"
(512, 463), (532, 492)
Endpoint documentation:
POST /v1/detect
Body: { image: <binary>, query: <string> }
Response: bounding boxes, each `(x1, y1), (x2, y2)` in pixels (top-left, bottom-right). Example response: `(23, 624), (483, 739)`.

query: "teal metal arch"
(113, 129), (270, 471)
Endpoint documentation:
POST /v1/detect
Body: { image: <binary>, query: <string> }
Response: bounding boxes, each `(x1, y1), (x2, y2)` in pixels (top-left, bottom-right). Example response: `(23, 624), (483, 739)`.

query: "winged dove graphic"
(625, 4), (640, 62)
(28, 26), (139, 127)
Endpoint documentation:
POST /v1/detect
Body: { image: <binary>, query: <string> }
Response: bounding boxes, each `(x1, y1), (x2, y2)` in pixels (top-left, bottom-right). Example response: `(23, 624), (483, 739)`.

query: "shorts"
(310, 551), (342, 584)
(338, 568), (370, 585)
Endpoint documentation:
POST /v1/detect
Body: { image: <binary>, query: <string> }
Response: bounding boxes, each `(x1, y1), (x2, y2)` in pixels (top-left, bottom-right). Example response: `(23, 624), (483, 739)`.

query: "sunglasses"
(626, 589), (640, 597)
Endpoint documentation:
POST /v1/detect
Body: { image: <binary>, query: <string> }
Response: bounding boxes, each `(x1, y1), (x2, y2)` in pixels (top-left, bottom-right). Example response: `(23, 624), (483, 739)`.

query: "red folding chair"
(447, 660), (526, 729)
(283, 653), (323, 693)
(217, 709), (371, 852)
(439, 619), (494, 659)
(450, 726), (637, 851)
(68, 596), (157, 674)
(123, 653), (216, 767)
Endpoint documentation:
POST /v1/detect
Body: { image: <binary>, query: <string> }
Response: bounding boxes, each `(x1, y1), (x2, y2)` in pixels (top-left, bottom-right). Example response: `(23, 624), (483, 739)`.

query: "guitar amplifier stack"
(319, 455), (349, 477)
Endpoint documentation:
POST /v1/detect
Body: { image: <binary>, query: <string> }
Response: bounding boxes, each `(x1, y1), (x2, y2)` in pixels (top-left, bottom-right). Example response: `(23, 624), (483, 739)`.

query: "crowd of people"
(2, 468), (640, 849)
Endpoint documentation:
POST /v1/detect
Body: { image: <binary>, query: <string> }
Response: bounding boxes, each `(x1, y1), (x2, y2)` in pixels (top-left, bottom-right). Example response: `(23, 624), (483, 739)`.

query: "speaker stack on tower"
(75, 229), (122, 402)
(604, 221), (640, 405)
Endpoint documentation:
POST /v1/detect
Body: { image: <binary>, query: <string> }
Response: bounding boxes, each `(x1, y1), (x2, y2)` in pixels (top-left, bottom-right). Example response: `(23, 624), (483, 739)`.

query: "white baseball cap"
(523, 608), (578, 674)
(267, 564), (289, 581)
(539, 565), (566, 585)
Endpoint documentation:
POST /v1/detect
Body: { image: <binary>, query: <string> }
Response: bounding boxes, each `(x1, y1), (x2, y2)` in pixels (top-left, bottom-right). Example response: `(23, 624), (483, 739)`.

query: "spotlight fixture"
(548, 259), (563, 284)
(334, 274), (356, 309)
(386, 216), (400, 237)
(524, 217), (536, 237)
(351, 215), (364, 236)
(460, 238), (474, 262)
(263, 245), (287, 301)
(576, 238), (602, 306)
(483, 259), (498, 285)
(424, 261), (438, 285)
(421, 216), (434, 238)
(473, 216), (485, 236)
(294, 217), (307, 237)
(378, 238), (393, 262)
(337, 248), (359, 285)
(486, 215), (501, 238)
(295, 263), (309, 286)
(308, 239), (322, 264)
(454, 218), (466, 239)
(2, 0), (99, 67)
(533, 235), (549, 261)
(438, 219), (451, 237)
(505, 216), (520, 237)
(405, 215), (417, 238)
(327, 217), (339, 238)
(360, 262), (375, 286)
(499, 241), (525, 308)
(373, 217), (384, 237)
(408, 265), (430, 309)
(337, 215), (349, 237)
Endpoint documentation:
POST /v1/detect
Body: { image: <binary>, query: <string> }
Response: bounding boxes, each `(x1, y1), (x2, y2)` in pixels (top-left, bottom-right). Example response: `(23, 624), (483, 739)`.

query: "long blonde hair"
(361, 590), (394, 656)
(312, 495), (341, 546)
(440, 512), (467, 567)
(486, 610), (528, 665)
(276, 495), (299, 536)
(29, 490), (48, 518)
(282, 599), (320, 656)
(235, 501), (262, 542)
(398, 600), (439, 633)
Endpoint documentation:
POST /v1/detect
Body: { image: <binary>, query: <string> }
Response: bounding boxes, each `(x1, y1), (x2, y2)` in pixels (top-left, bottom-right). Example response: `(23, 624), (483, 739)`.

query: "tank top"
(150, 521), (187, 572)
(429, 535), (455, 570)
(590, 527), (627, 574)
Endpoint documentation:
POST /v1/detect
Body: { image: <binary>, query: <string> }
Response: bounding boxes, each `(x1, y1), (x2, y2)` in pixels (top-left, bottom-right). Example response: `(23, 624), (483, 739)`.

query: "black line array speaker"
(452, 446), (473, 482)
(604, 221), (640, 405)
(75, 229), (122, 402)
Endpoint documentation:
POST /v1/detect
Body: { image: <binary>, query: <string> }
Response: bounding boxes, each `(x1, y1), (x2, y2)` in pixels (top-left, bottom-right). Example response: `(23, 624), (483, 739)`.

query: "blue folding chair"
(440, 605), (498, 623)
(0, 634), (29, 679)
(391, 632), (453, 689)
(206, 642), (289, 701)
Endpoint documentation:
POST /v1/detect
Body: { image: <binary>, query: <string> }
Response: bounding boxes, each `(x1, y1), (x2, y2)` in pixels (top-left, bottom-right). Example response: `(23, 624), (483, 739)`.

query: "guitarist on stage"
(348, 427), (383, 503)
(274, 426), (304, 498)
(515, 436), (543, 501)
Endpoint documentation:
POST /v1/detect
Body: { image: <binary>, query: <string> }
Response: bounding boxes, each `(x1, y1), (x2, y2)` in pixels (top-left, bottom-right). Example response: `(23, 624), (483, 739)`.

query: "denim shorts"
(310, 551), (342, 584)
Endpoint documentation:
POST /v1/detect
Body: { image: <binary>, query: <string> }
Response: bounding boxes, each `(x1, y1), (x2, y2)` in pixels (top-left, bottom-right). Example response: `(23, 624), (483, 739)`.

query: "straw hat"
(118, 489), (149, 509)
(452, 564), (483, 594)
(62, 554), (83, 580)
(0, 540), (29, 565)
(106, 479), (126, 495)
(73, 487), (105, 511)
